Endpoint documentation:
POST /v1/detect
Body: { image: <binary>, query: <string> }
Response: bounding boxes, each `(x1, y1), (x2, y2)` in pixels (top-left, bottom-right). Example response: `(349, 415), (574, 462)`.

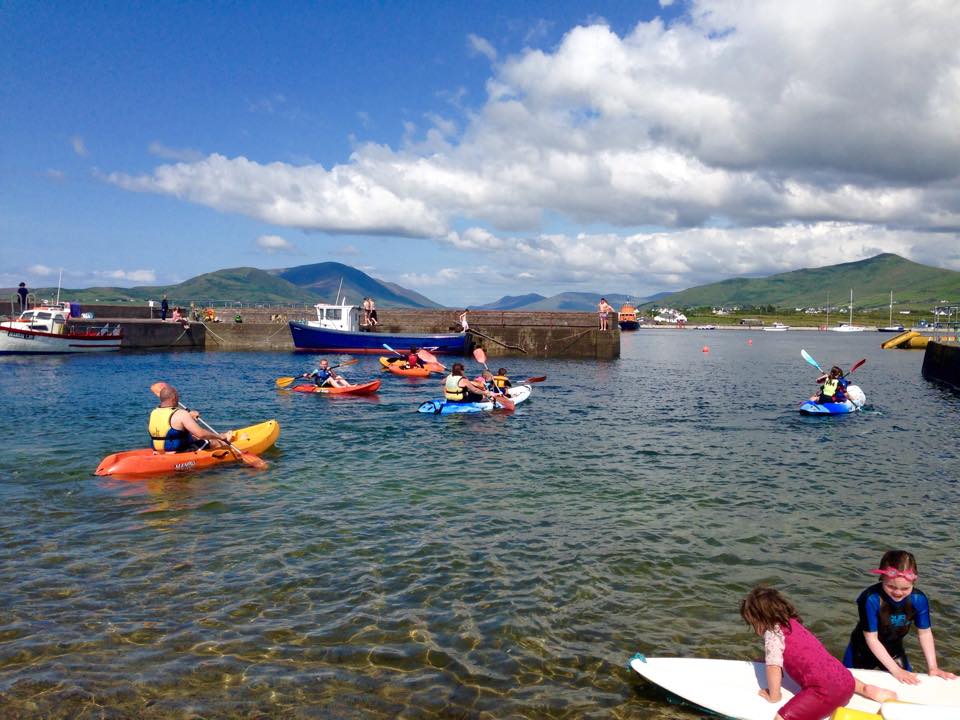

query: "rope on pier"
(201, 322), (228, 346)
(545, 328), (593, 354)
(468, 328), (527, 353)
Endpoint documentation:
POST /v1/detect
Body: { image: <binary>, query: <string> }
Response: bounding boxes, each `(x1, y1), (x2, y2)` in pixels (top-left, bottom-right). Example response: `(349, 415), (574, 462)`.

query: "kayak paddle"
(149, 382), (267, 470)
(382, 343), (402, 356)
(814, 358), (866, 384)
(801, 349), (823, 373)
(520, 375), (547, 383)
(275, 358), (358, 388)
(472, 347), (515, 411)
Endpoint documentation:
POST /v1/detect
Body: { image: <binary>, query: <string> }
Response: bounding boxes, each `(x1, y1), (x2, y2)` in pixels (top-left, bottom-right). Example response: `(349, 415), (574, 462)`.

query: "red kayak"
(291, 379), (381, 395)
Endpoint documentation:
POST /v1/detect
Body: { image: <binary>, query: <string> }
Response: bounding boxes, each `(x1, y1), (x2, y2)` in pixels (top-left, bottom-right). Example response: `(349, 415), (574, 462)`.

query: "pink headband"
(870, 567), (917, 582)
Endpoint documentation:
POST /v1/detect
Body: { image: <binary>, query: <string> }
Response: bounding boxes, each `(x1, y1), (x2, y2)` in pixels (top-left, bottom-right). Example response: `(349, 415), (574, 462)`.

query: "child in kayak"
(815, 366), (847, 404)
(843, 550), (956, 683)
(407, 347), (425, 370)
(741, 586), (895, 720)
(494, 368), (512, 391)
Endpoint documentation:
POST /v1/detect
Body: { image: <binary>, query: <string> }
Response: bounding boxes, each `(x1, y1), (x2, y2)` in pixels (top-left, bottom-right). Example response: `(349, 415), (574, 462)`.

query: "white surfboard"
(629, 656), (960, 720)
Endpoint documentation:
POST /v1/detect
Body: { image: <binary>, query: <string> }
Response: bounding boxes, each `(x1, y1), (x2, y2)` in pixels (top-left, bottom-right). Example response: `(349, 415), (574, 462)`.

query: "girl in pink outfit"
(740, 587), (895, 720)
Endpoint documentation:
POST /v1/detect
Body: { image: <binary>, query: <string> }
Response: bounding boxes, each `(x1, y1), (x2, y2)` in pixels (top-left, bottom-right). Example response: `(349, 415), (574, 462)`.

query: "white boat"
(878, 290), (906, 332)
(763, 322), (790, 332)
(0, 304), (122, 354)
(830, 289), (866, 332)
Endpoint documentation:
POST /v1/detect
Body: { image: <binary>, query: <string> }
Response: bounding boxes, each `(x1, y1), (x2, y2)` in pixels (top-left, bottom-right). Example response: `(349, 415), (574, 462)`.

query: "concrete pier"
(921, 340), (960, 391)
(57, 306), (619, 359)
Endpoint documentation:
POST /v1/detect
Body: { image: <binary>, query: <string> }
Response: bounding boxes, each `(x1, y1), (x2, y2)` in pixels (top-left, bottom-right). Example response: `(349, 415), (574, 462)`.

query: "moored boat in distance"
(878, 290), (906, 332)
(830, 289), (866, 332)
(618, 303), (640, 331)
(0, 303), (122, 354)
(289, 301), (466, 355)
(763, 322), (790, 332)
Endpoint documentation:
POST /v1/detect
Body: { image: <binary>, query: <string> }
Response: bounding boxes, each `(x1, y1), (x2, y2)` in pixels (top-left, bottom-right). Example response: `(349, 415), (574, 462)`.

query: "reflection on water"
(0, 333), (958, 718)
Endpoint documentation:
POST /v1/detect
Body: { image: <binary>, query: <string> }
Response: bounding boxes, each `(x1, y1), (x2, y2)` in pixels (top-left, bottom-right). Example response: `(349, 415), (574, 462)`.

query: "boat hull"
(289, 321), (466, 354)
(618, 321), (640, 331)
(0, 325), (122, 353)
(417, 384), (531, 414)
(291, 379), (381, 395)
(94, 420), (280, 477)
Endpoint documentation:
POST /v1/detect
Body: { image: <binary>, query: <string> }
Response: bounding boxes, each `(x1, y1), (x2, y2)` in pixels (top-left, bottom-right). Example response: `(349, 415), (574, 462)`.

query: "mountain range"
(6, 254), (958, 312)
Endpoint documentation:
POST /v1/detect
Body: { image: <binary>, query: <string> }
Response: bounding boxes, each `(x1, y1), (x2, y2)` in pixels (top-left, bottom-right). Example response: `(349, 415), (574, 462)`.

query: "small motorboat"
(0, 303), (122, 354)
(763, 322), (790, 332)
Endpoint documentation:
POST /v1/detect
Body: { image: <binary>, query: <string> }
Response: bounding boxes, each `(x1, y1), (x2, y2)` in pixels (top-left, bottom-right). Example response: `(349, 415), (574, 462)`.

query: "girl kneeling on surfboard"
(843, 550), (956, 683)
(741, 586), (895, 720)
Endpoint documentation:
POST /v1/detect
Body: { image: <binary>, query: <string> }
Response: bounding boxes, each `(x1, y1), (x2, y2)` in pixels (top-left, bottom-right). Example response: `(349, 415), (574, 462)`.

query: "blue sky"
(3, 1), (959, 306)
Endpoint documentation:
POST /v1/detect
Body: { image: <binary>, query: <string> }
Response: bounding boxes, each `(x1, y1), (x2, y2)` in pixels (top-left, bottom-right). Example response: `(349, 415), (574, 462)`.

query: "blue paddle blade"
(383, 342), (399, 355)
(801, 349), (822, 371)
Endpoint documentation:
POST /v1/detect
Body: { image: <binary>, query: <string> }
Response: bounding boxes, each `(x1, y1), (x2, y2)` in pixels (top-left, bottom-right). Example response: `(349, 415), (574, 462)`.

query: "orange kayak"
(291, 379), (381, 395)
(378, 356), (443, 376)
(95, 420), (280, 477)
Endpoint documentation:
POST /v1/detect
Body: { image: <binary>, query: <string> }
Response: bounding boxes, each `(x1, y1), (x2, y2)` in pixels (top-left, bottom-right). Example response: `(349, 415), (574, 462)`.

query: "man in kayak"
(149, 385), (232, 452)
(302, 359), (350, 388)
(444, 362), (490, 403)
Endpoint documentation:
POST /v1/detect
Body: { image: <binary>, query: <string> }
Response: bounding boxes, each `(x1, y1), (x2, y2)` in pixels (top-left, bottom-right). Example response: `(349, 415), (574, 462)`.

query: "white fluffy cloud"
(94, 269), (157, 283)
(28, 264), (55, 276)
(106, 0), (960, 292)
(255, 234), (296, 253)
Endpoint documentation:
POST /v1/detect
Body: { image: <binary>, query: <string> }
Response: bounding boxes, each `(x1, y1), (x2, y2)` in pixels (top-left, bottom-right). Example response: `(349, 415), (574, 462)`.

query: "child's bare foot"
(863, 683), (897, 703)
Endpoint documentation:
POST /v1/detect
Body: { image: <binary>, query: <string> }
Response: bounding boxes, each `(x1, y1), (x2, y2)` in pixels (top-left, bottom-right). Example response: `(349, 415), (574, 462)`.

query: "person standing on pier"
(368, 297), (379, 327)
(598, 298), (613, 331)
(17, 282), (28, 312)
(458, 309), (469, 332)
(160, 294), (169, 320)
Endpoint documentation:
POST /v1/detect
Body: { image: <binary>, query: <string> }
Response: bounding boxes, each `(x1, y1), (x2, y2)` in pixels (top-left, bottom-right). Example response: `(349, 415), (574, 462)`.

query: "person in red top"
(407, 347), (424, 369)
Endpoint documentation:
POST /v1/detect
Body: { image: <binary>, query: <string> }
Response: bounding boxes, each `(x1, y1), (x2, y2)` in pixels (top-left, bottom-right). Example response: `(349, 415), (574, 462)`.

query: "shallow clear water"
(1, 331), (958, 718)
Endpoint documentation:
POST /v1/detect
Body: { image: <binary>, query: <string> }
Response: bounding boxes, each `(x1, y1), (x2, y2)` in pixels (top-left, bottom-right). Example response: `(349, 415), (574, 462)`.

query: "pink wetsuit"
(766, 618), (854, 720)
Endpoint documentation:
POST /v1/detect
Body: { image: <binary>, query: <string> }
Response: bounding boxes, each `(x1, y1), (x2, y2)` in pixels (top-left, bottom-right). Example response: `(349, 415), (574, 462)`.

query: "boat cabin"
(308, 302), (361, 332)
(11, 305), (70, 334)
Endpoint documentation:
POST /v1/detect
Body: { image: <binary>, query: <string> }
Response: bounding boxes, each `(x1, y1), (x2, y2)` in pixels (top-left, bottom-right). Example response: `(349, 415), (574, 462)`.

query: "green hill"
(13, 263), (442, 308)
(272, 261), (441, 308)
(643, 254), (960, 310)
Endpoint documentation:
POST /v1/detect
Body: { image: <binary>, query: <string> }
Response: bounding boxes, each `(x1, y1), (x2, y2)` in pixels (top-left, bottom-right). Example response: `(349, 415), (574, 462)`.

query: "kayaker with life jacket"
(149, 384), (231, 452)
(816, 366), (848, 403)
(444, 362), (489, 403)
(494, 368), (512, 391)
(407, 347), (424, 370)
(302, 359), (350, 388)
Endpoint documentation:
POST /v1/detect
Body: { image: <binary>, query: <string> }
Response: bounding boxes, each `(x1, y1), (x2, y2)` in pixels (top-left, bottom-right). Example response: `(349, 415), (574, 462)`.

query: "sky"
(2, 0), (960, 306)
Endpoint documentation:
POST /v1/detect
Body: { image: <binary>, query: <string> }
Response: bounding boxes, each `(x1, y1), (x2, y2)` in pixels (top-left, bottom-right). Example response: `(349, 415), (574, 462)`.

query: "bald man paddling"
(148, 384), (231, 452)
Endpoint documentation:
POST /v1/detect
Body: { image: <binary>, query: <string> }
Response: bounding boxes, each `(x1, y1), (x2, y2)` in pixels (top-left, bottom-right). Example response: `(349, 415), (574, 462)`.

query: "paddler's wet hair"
(879, 550), (917, 574)
(740, 586), (802, 633)
(830, 366), (844, 377)
(451, 362), (465, 376)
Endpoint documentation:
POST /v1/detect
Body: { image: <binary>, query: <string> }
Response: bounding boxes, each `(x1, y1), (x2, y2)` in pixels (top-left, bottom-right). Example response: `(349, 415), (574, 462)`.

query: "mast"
(889, 290), (893, 325)
(56, 269), (63, 306)
(335, 276), (343, 305)
(826, 290), (830, 328)
(849, 289), (853, 326)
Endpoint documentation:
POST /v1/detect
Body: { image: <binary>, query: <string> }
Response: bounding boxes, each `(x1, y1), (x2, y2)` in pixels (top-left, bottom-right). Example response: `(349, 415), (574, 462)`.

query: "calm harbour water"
(1, 330), (959, 719)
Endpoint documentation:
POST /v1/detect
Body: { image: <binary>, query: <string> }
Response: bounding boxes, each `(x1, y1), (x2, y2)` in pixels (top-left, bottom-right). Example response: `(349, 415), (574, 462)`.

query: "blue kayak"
(418, 384), (531, 414)
(799, 399), (857, 415)
(799, 384), (865, 415)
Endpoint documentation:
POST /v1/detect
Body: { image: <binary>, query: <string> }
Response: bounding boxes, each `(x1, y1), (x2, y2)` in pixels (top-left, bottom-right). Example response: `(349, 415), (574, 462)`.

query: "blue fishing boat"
(289, 302), (467, 354)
